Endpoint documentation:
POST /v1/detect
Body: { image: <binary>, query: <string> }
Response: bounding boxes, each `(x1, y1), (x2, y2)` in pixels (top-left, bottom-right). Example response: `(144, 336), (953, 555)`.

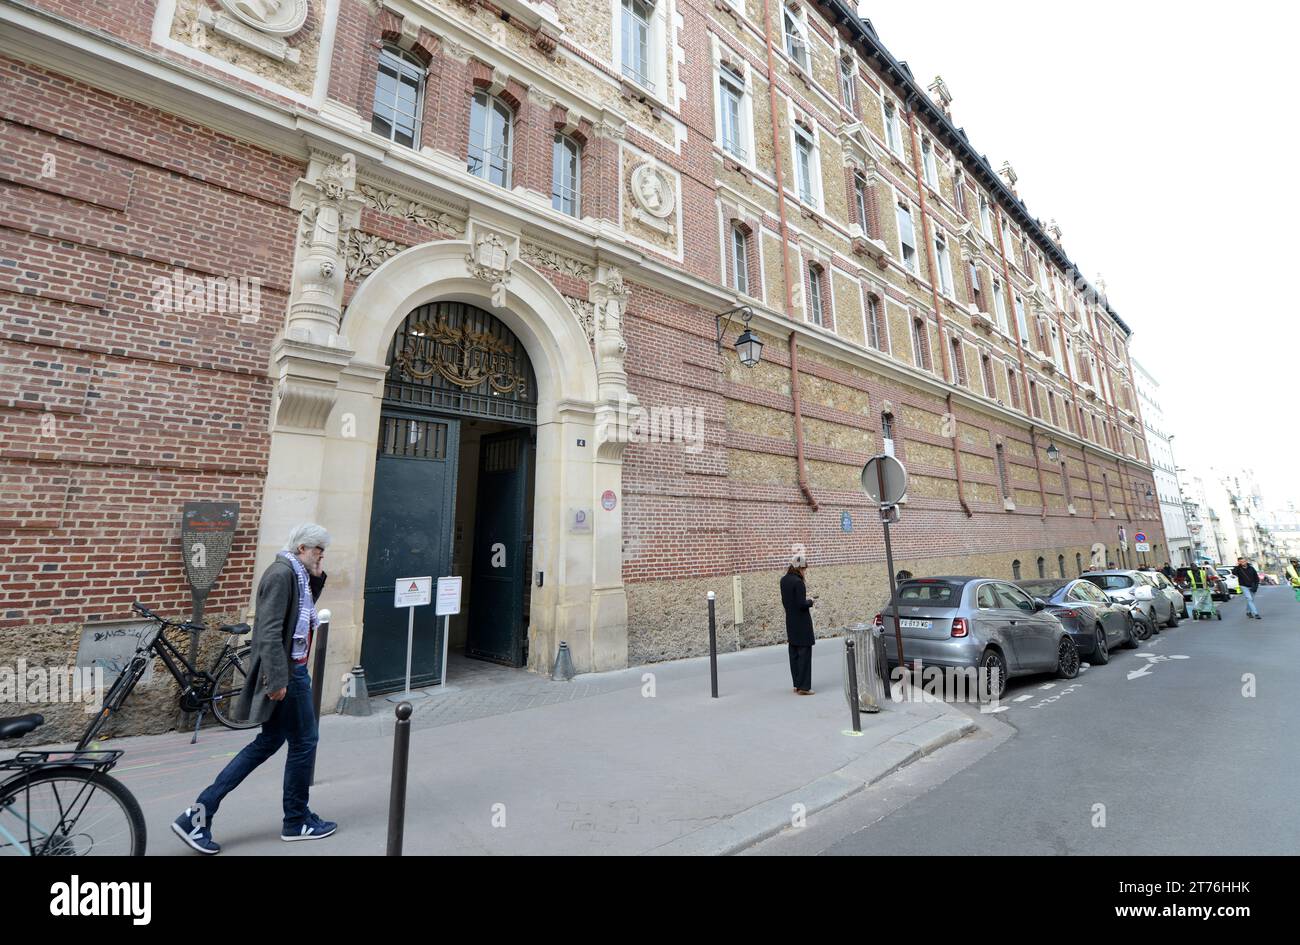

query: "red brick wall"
(0, 56), (302, 628)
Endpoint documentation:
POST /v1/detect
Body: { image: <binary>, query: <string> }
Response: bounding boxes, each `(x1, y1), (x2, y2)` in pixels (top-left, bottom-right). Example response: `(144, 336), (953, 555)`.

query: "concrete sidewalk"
(68, 640), (974, 855)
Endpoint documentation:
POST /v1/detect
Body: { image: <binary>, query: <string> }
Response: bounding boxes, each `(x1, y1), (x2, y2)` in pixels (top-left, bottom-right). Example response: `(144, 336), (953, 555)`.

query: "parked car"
(1016, 578), (1141, 664)
(1082, 569), (1180, 629)
(1215, 567), (1242, 594)
(875, 577), (1080, 700)
(1174, 566), (1231, 603)
(1146, 569), (1190, 619)
(1260, 573), (1280, 586)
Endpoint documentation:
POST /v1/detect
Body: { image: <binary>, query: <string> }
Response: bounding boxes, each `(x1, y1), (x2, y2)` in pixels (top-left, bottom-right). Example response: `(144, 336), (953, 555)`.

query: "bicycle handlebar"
(131, 601), (206, 634)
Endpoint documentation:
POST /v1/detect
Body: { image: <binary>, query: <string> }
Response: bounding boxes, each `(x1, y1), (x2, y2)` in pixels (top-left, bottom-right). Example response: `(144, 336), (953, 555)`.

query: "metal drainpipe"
(905, 104), (950, 385)
(761, 0), (795, 318)
(788, 331), (819, 511)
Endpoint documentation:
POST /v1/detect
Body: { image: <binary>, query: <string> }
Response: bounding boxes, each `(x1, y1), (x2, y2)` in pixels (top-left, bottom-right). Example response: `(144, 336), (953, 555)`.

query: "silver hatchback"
(876, 577), (1080, 698)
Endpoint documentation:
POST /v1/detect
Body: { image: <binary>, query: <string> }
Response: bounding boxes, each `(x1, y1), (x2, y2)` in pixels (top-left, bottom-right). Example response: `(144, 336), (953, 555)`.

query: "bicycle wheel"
(0, 767), (146, 856)
(211, 645), (260, 730)
(76, 656), (146, 750)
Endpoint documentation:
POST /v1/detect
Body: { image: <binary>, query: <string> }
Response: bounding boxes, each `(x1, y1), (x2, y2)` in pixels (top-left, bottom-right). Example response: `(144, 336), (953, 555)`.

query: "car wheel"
(1122, 618), (1141, 648)
(1056, 636), (1080, 679)
(1132, 614), (1153, 641)
(978, 648), (1009, 702)
(1092, 626), (1110, 665)
(1166, 606), (1180, 628)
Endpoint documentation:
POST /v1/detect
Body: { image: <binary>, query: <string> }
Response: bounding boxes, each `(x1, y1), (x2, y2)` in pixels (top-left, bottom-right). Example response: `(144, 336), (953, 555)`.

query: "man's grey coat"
(234, 557), (327, 726)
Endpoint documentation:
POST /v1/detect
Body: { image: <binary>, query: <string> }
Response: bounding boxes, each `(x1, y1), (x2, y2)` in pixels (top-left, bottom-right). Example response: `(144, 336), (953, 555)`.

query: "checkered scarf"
(279, 551), (318, 661)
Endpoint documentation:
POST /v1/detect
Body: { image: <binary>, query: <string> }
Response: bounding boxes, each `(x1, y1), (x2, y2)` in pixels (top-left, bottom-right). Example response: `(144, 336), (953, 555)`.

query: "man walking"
(173, 523), (336, 854)
(1233, 556), (1262, 620)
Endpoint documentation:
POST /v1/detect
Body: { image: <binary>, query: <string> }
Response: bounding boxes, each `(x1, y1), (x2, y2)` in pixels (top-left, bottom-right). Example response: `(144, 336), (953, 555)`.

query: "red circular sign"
(601, 490), (617, 511)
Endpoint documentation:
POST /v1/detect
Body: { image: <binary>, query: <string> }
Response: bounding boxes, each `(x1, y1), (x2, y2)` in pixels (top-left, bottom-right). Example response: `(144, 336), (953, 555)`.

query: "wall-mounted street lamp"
(1146, 488), (1155, 500)
(715, 305), (763, 368)
(1045, 441), (1061, 464)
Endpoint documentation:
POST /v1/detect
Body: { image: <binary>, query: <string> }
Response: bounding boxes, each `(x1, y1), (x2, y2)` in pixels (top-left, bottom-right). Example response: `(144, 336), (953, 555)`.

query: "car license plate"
(899, 619), (933, 630)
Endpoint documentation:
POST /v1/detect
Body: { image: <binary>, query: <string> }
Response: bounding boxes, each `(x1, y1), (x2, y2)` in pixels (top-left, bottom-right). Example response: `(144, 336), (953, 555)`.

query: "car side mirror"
(1033, 598), (1047, 612)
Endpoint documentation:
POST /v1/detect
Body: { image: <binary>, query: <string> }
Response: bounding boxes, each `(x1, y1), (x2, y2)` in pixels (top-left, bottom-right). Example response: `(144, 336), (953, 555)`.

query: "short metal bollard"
(310, 609), (331, 723)
(707, 591), (719, 699)
(386, 701), (413, 856)
(845, 639), (862, 733)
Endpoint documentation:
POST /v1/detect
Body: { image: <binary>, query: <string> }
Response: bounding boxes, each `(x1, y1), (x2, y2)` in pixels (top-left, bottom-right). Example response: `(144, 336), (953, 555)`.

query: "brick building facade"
(0, 0), (1165, 737)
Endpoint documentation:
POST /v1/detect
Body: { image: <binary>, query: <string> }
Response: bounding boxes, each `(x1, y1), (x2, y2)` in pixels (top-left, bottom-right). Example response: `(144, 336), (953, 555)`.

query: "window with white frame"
(883, 100), (903, 155)
(911, 316), (930, 370)
(551, 133), (581, 216)
(992, 276), (1009, 333)
(896, 201), (918, 273)
(467, 91), (513, 188)
(793, 123), (817, 205)
(718, 63), (747, 161)
(852, 173), (869, 233)
(783, 6), (809, 71)
(951, 337), (967, 387)
(1014, 292), (1029, 343)
(969, 260), (983, 309)
(731, 224), (750, 296)
(620, 0), (656, 91)
(839, 56), (856, 112)
(371, 46), (424, 149)
(954, 170), (968, 215)
(933, 229), (954, 296)
(806, 264), (825, 326)
(981, 353), (996, 397)
(921, 138), (939, 189)
(979, 192), (994, 239)
(1007, 365), (1021, 408)
(866, 294), (884, 351)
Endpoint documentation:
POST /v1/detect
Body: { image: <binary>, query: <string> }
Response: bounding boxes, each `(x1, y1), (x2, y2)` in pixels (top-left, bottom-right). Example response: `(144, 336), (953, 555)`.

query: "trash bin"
(843, 624), (889, 713)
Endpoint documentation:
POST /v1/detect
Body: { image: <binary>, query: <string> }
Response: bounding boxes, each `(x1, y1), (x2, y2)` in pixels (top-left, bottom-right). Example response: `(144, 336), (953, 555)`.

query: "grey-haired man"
(173, 523), (335, 853)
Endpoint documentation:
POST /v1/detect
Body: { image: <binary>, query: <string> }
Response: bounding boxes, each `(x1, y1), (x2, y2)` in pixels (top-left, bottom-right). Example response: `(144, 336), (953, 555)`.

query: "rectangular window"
(468, 92), (513, 188)
(1014, 293), (1030, 343)
(992, 277), (1009, 333)
(1008, 365), (1021, 408)
(794, 126), (815, 204)
(951, 338), (967, 387)
(934, 230), (954, 296)
(731, 225), (749, 295)
(911, 317), (930, 370)
(896, 202), (917, 272)
(969, 261), (983, 309)
(621, 0), (654, 90)
(979, 192), (994, 238)
(853, 174), (868, 232)
(883, 101), (903, 155)
(839, 57), (856, 111)
(719, 65), (746, 161)
(372, 47), (424, 149)
(866, 295), (883, 351)
(1048, 390), (1059, 426)
(921, 138), (939, 189)
(1028, 379), (1041, 418)
(783, 7), (809, 71)
(551, 134), (581, 216)
(954, 170), (968, 215)
(981, 354), (996, 397)
(806, 265), (824, 326)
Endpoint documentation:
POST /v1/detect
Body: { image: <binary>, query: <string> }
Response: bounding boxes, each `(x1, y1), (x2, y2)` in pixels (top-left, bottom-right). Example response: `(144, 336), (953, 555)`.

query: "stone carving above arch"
(217, 0), (309, 36)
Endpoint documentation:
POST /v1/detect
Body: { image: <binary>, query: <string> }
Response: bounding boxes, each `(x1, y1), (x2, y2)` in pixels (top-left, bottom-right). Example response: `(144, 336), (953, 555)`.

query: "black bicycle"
(1, 714), (145, 856)
(77, 602), (256, 750)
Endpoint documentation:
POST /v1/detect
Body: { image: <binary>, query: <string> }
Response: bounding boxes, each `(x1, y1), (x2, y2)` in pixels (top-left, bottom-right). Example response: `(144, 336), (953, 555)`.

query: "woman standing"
(780, 552), (817, 694)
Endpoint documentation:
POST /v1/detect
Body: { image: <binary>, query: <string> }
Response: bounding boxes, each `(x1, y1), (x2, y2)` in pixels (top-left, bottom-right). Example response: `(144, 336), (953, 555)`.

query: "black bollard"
(845, 639), (862, 733)
(707, 591), (718, 698)
(310, 610), (331, 723)
(386, 701), (413, 856)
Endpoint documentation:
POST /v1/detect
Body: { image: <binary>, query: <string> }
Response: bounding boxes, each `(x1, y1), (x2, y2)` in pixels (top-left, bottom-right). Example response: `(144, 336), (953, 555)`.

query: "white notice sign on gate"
(436, 576), (462, 616)
(394, 576), (432, 608)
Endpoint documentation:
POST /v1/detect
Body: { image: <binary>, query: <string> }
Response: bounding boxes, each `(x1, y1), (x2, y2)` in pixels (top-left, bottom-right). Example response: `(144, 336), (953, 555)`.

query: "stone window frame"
(980, 350), (997, 400)
(895, 198), (919, 274)
(805, 261), (830, 329)
(782, 4), (812, 74)
(839, 53), (857, 115)
(882, 98), (904, 157)
(467, 88), (518, 189)
(1007, 363), (1022, 410)
(551, 132), (583, 217)
(712, 43), (756, 169)
(950, 335), (968, 388)
(910, 314), (932, 372)
(613, 0), (671, 103)
(789, 112), (822, 211)
(932, 227), (955, 298)
(920, 136), (940, 190)
(729, 220), (758, 297)
(863, 289), (888, 353)
(978, 191), (995, 239)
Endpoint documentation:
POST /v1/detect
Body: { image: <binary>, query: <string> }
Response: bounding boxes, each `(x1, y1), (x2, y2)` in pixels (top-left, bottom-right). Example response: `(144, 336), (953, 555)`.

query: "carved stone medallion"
(217, 0), (309, 36)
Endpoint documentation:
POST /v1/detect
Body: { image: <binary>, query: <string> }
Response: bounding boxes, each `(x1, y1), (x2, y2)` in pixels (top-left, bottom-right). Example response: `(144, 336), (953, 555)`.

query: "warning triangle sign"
(409, 581), (419, 591)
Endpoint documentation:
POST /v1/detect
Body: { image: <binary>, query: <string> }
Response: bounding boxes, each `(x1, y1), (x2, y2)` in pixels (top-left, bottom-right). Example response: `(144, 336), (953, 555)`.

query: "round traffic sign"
(860, 454), (908, 506)
(1134, 532), (1147, 544)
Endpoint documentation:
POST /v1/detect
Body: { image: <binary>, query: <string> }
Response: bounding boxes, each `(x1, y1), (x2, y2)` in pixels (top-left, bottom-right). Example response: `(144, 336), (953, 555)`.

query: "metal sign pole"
(878, 461), (906, 669)
(404, 605), (414, 696)
(440, 614), (450, 688)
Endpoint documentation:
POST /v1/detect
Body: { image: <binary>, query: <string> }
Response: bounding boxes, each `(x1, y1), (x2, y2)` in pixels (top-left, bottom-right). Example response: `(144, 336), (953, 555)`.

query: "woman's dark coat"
(780, 571), (815, 646)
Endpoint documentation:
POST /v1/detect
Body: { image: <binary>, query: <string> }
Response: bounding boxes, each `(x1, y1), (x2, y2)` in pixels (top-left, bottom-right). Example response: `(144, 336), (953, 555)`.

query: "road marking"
(1039, 683), (1056, 690)
(1128, 653), (1190, 680)
(1013, 694), (1032, 703)
(116, 761), (163, 772)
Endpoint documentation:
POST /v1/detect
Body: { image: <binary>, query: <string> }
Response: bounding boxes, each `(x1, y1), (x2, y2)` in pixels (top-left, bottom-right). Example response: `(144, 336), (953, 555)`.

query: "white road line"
(1013, 695), (1032, 703)
(1039, 682), (1056, 690)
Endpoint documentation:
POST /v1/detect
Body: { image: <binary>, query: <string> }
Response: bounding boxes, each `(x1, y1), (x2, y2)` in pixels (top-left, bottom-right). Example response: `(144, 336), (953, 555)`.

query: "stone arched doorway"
(252, 232), (632, 708)
(360, 300), (539, 692)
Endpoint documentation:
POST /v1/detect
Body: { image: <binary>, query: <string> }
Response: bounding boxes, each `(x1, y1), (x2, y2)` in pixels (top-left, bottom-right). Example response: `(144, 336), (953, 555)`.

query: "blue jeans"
(196, 663), (318, 831)
(1241, 587), (1259, 616)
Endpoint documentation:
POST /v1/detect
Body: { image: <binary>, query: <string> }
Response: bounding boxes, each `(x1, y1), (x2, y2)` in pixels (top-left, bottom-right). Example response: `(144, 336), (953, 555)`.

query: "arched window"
(1037, 556), (1046, 578)
(1058, 555), (1066, 578)
(881, 411), (895, 457)
(551, 133), (581, 216)
(806, 263), (826, 327)
(1012, 559), (1022, 580)
(866, 294), (884, 351)
(468, 92), (514, 188)
(371, 45), (424, 148)
(1076, 553), (1083, 575)
(730, 223), (750, 295)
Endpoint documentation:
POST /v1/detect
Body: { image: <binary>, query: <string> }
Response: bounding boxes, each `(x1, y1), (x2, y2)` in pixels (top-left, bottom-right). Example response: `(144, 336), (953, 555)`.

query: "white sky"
(858, 1), (1300, 509)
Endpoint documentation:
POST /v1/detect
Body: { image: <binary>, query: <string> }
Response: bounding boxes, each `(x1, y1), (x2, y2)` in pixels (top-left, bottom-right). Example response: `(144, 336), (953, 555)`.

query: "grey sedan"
(876, 577), (1080, 699)
(1016, 578), (1140, 665)
(1081, 570), (1180, 629)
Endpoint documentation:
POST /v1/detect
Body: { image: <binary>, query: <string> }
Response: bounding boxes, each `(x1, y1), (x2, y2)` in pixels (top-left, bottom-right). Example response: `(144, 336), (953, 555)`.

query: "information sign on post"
(861, 454), (910, 671)
(435, 576), (462, 690)
(389, 577), (432, 702)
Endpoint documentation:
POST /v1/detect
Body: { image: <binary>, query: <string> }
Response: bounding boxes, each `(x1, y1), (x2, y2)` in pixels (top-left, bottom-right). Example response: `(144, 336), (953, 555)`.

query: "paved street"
(746, 586), (1300, 855)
